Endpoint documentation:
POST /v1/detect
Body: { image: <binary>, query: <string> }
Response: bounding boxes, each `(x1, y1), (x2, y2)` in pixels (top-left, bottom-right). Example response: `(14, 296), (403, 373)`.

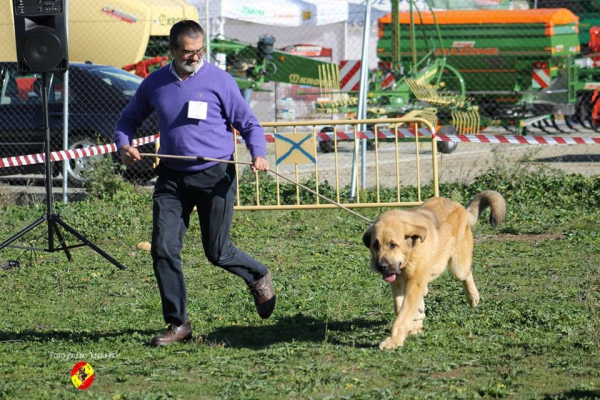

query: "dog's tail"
(466, 190), (506, 228)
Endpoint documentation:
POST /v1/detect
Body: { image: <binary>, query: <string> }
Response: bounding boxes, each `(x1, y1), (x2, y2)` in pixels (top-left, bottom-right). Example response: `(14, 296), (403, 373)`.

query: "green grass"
(0, 165), (599, 399)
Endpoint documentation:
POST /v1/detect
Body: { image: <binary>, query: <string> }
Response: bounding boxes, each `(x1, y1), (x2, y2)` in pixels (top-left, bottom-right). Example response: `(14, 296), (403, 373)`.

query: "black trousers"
(151, 162), (269, 326)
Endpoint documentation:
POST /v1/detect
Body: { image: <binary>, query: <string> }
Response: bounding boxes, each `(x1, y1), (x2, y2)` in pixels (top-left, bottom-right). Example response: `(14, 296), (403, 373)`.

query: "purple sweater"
(114, 62), (266, 172)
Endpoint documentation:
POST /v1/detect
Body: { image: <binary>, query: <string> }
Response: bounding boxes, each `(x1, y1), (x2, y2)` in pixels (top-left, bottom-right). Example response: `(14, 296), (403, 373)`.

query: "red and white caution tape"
(238, 129), (600, 146)
(241, 128), (432, 144)
(0, 134), (158, 169)
(437, 133), (600, 145)
(2, 129), (599, 170)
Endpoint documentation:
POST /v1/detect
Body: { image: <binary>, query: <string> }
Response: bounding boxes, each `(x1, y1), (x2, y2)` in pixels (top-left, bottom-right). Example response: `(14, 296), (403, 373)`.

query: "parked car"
(0, 61), (158, 183)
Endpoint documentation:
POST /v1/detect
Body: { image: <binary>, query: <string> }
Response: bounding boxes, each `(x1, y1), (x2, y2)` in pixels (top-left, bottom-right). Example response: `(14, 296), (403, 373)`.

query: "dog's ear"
(406, 224), (427, 244)
(362, 225), (373, 248)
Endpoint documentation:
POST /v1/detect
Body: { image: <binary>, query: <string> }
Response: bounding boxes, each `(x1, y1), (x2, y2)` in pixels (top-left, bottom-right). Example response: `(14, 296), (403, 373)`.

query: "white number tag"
(188, 101), (207, 120)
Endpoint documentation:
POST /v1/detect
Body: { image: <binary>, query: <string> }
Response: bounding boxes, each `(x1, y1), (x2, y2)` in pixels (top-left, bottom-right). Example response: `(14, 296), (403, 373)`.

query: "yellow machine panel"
(0, 0), (198, 67)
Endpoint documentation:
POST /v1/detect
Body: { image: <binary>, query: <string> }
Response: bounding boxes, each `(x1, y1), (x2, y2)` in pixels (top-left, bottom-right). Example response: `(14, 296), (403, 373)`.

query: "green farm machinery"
(382, 7), (583, 132)
(209, 36), (332, 91)
(315, 2), (600, 154)
(142, 34), (333, 94)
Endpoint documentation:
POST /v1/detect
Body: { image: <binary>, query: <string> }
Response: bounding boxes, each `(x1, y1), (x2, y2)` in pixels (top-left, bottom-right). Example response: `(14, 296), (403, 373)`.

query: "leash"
(138, 153), (373, 223)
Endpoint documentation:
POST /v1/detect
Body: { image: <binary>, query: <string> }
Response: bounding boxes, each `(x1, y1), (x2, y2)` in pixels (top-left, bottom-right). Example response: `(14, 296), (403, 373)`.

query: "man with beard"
(114, 20), (276, 346)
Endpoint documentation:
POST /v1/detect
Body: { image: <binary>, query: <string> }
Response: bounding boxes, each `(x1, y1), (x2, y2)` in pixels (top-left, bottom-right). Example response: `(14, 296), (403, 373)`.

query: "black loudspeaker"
(12, 0), (68, 73)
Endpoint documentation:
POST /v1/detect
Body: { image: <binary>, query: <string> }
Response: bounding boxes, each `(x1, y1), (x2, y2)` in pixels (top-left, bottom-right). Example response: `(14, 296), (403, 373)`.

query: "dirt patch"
(475, 233), (566, 243)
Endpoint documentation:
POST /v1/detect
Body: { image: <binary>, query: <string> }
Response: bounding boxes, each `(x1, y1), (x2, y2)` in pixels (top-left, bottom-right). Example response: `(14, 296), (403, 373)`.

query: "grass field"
(0, 162), (599, 399)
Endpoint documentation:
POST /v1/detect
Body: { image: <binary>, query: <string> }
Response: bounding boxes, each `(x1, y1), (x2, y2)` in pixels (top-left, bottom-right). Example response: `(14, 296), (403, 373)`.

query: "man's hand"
(118, 145), (141, 164)
(251, 156), (269, 172)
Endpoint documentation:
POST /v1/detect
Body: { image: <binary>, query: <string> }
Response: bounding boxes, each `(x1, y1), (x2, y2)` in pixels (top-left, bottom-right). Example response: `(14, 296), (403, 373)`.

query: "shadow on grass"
(0, 314), (386, 349)
(543, 389), (600, 399)
(0, 328), (157, 343)
(206, 312), (386, 349)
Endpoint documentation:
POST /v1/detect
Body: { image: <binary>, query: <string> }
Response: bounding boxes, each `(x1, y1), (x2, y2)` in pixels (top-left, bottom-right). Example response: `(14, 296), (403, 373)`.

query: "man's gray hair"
(169, 20), (204, 50)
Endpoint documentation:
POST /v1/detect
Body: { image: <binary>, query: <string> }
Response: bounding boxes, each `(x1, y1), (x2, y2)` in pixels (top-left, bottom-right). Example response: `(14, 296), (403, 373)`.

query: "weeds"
(82, 156), (132, 200)
(0, 182), (15, 207)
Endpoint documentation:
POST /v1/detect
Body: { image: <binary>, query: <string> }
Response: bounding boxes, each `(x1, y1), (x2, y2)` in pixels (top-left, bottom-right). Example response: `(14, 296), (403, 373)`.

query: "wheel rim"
(66, 138), (104, 182)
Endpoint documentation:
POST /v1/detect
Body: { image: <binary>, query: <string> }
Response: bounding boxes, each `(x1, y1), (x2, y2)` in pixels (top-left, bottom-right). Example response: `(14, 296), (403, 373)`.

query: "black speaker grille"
(22, 31), (64, 72)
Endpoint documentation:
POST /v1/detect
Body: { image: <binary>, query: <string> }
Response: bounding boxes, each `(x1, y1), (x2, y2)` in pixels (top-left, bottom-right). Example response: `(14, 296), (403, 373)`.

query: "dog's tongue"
(383, 273), (397, 283)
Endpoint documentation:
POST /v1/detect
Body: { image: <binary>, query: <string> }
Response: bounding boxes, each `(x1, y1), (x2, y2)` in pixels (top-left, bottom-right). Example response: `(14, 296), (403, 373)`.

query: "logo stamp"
(71, 361), (95, 390)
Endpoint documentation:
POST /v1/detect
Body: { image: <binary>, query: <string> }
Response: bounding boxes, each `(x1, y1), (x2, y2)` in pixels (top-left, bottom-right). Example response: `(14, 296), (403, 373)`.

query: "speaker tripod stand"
(0, 71), (125, 270)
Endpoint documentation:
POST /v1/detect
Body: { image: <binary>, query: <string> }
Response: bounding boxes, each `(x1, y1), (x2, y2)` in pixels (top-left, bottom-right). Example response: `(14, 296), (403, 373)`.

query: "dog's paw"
(409, 320), (424, 335)
(379, 336), (403, 350)
(379, 337), (395, 350)
(467, 292), (480, 307)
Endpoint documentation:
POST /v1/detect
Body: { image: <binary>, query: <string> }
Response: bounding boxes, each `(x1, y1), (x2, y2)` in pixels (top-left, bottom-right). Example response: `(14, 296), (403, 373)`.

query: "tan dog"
(362, 190), (506, 350)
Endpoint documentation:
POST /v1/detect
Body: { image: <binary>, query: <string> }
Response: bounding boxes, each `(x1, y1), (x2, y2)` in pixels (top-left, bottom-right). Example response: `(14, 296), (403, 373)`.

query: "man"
(114, 20), (276, 346)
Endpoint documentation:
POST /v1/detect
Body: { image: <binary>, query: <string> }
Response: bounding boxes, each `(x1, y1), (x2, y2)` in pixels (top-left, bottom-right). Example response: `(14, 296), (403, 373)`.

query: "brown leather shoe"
(248, 272), (276, 319)
(149, 321), (192, 346)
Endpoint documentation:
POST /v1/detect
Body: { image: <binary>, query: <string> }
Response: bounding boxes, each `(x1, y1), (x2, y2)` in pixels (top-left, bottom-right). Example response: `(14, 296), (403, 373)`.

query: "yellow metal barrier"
(233, 117), (439, 211)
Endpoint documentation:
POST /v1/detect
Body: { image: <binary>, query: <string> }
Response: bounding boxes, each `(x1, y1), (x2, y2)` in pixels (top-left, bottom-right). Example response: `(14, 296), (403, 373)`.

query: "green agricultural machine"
(144, 34), (332, 93)
(379, 7), (584, 132)
(210, 36), (331, 91)
(315, 1), (600, 155)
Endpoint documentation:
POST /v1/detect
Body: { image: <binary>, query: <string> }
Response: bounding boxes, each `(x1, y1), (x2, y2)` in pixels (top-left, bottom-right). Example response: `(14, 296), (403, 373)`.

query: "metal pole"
(409, 0), (417, 69)
(62, 0), (69, 203)
(62, 70), (69, 203)
(204, 0), (211, 64)
(349, 0), (372, 200)
(41, 72), (54, 248)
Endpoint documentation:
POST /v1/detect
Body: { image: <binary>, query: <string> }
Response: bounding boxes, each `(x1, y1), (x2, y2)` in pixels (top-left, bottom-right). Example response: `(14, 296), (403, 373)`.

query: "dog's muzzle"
(376, 261), (390, 274)
(376, 261), (401, 283)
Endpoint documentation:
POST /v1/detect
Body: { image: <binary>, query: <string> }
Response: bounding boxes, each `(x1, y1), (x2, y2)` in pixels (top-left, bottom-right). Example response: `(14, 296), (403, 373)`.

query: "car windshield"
(88, 68), (143, 98)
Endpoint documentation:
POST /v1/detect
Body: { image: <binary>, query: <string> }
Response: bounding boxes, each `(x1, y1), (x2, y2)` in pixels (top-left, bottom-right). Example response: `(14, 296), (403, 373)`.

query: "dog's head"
(362, 213), (427, 283)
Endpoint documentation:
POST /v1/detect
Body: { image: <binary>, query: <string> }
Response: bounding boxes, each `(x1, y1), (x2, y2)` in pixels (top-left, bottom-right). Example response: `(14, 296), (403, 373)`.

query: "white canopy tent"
(189, 0), (349, 64)
(193, 0), (348, 27)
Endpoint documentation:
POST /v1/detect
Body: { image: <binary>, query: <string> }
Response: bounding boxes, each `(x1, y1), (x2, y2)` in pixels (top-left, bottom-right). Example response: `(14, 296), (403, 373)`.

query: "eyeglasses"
(180, 47), (205, 59)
